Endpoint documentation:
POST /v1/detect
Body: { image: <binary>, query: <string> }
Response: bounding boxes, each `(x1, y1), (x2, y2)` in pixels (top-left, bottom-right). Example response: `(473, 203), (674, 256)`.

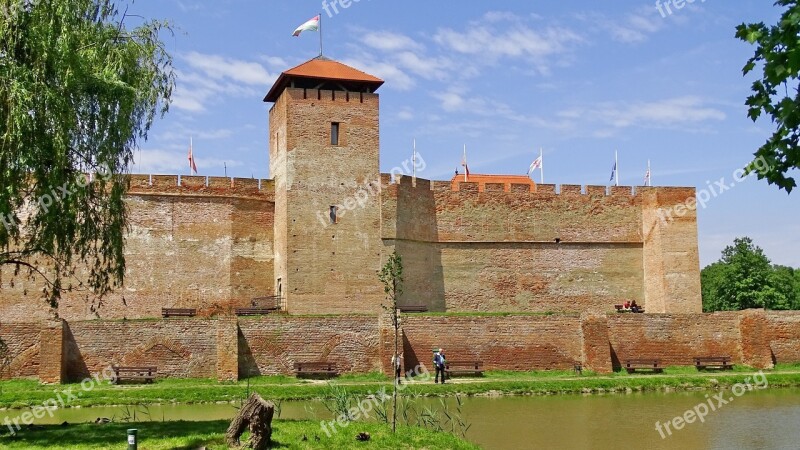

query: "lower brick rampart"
(1, 309), (799, 381)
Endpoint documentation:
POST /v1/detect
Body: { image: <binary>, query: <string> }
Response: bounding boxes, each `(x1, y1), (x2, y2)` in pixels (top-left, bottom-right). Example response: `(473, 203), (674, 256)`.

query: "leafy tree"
(736, 0), (800, 193)
(702, 237), (793, 311)
(771, 265), (797, 310)
(378, 251), (403, 434)
(0, 0), (174, 307)
(701, 261), (728, 312)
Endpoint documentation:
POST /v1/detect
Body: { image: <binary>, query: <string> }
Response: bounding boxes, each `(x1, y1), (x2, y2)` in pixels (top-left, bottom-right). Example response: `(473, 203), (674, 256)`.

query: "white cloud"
(172, 52), (277, 113)
(557, 96), (726, 132)
(362, 31), (423, 52)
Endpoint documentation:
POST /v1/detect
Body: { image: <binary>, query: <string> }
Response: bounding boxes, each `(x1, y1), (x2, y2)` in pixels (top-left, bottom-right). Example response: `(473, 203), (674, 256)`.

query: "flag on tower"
(528, 148), (544, 184)
(610, 150), (619, 186)
(644, 160), (652, 187)
(292, 15), (320, 36)
(188, 138), (198, 175)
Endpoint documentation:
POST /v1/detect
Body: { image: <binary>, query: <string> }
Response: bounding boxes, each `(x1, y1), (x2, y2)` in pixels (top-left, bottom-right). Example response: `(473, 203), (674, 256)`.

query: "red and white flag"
(528, 155), (543, 174)
(188, 138), (198, 175)
(293, 15), (320, 37)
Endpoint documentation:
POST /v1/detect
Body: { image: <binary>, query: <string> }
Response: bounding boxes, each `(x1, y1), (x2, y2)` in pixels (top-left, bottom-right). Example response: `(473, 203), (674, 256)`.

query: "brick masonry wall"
(238, 315), (383, 376)
(0, 322), (40, 379)
(63, 319), (219, 381)
(0, 186), (274, 322)
(401, 315), (584, 372)
(767, 311), (800, 363)
(608, 313), (743, 368)
(273, 88), (385, 315)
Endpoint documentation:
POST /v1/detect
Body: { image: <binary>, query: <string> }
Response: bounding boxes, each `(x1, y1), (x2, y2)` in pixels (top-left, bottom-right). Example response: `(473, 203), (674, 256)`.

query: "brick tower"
(264, 56), (386, 314)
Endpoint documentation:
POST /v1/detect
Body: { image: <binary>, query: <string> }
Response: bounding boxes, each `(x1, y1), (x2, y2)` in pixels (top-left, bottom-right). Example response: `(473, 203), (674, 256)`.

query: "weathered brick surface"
(767, 311), (800, 363)
(608, 313), (742, 368)
(238, 315), (382, 376)
(0, 186), (274, 322)
(216, 318), (239, 381)
(740, 309), (774, 369)
(63, 320), (218, 380)
(39, 321), (64, 384)
(581, 313), (612, 373)
(271, 88), (385, 315)
(402, 315), (584, 372)
(0, 322), (40, 379)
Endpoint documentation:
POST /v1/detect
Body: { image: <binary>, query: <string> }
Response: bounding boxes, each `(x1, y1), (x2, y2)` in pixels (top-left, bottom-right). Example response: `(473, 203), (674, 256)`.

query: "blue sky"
(131, 0), (799, 268)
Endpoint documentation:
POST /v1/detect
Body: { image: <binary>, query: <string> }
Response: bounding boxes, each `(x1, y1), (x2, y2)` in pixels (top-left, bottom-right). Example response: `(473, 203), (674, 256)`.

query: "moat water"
(3, 388), (800, 449)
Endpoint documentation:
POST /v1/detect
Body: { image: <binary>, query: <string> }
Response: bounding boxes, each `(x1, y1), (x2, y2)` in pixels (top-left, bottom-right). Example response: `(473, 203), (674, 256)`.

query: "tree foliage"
(702, 237), (799, 311)
(0, 0), (174, 307)
(737, 0), (800, 192)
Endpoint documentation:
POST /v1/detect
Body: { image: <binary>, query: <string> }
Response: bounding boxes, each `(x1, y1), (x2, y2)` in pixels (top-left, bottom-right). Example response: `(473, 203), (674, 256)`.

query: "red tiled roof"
(264, 56), (384, 102)
(450, 174), (536, 192)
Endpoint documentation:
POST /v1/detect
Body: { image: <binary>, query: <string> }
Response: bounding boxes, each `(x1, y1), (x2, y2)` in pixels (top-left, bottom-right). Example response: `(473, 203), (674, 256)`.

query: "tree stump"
(226, 393), (275, 450)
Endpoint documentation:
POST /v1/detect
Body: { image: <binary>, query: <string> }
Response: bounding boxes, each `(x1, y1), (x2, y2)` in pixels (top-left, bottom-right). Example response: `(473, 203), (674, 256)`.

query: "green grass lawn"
(2, 368), (800, 410)
(0, 419), (479, 449)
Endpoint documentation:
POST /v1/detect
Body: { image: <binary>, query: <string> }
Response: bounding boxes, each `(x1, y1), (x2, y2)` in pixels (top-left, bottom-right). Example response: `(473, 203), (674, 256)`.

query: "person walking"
(392, 352), (404, 384)
(434, 348), (447, 384)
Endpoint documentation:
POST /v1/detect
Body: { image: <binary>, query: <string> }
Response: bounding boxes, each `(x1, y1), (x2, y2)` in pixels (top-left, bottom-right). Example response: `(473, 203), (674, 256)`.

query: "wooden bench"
(614, 304), (624, 311)
(624, 359), (663, 374)
(111, 366), (157, 384)
(445, 361), (484, 377)
(399, 305), (429, 313)
(161, 308), (197, 318)
(294, 361), (338, 378)
(694, 356), (734, 371)
(235, 307), (273, 316)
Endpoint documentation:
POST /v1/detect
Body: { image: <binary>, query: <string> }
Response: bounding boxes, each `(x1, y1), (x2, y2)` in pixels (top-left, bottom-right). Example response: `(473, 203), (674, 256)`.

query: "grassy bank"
(2, 367), (800, 409)
(0, 419), (480, 449)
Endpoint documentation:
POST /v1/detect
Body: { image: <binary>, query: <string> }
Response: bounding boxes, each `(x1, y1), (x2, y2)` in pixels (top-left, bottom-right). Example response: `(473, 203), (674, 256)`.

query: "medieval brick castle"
(1, 57), (795, 383)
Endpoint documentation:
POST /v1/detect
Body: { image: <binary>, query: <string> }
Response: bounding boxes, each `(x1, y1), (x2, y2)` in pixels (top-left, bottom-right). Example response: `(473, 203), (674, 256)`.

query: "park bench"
(694, 356), (734, 371)
(294, 361), (338, 378)
(161, 308), (197, 318)
(111, 366), (157, 384)
(445, 361), (484, 377)
(624, 359), (663, 374)
(235, 307), (273, 316)
(399, 305), (429, 313)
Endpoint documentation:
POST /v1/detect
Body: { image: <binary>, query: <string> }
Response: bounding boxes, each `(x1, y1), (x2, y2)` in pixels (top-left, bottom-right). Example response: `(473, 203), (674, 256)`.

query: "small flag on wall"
(644, 160), (652, 187)
(188, 138), (198, 175)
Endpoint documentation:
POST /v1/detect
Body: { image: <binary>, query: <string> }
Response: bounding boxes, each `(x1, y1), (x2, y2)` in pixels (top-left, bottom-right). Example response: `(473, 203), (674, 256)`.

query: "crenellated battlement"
(126, 174), (275, 201)
(381, 174), (694, 199)
(284, 87), (380, 106)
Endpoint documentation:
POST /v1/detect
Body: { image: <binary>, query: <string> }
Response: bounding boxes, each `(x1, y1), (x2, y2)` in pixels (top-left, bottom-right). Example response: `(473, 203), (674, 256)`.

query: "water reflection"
(3, 388), (800, 449)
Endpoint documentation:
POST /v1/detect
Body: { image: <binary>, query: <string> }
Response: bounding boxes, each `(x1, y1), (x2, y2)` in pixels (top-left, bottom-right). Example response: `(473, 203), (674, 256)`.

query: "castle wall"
(62, 319), (219, 381)
(401, 315), (584, 371)
(2, 309), (800, 380)
(273, 88), (385, 314)
(383, 177), (654, 313)
(607, 313), (743, 368)
(0, 177), (275, 322)
(237, 315), (384, 377)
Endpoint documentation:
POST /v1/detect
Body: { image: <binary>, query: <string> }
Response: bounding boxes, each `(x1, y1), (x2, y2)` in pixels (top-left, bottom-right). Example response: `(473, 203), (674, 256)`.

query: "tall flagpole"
(647, 159), (652, 187)
(189, 136), (193, 176)
(463, 144), (467, 182)
(539, 147), (544, 185)
(319, 14), (323, 56)
(412, 139), (417, 181)
(615, 150), (619, 187)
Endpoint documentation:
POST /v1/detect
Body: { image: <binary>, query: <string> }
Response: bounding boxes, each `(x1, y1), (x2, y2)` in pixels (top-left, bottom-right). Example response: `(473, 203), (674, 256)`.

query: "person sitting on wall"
(630, 300), (640, 313)
(624, 300), (631, 310)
